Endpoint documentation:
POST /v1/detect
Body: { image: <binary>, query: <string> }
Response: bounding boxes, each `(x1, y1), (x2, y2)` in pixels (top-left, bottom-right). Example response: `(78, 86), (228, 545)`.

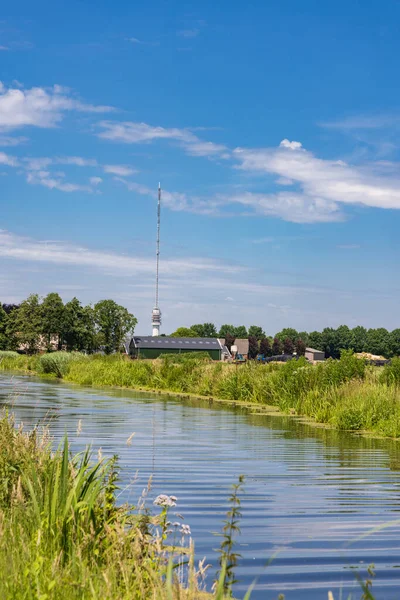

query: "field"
(2, 350), (400, 439)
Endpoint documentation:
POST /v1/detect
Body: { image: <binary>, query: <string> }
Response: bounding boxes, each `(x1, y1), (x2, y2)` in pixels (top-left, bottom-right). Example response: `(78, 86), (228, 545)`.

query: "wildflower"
(153, 494), (177, 507)
(180, 524), (191, 536)
(173, 521), (181, 527)
(76, 419), (82, 435)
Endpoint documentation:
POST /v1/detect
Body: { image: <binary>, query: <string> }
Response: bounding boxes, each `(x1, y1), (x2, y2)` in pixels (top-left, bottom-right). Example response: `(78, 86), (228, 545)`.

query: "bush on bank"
(2, 350), (400, 438)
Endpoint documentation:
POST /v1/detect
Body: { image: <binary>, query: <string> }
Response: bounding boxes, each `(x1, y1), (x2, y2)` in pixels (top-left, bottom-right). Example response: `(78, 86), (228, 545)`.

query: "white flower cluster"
(153, 494), (177, 507)
(179, 524), (191, 536)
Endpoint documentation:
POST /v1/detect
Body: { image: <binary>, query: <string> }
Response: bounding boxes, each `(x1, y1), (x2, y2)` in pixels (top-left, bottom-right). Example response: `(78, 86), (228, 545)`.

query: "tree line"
(170, 323), (400, 359)
(0, 293), (137, 355)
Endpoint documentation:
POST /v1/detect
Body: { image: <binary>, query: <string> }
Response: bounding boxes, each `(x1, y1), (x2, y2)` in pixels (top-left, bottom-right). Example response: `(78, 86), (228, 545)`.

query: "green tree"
(234, 325), (248, 339)
(8, 294), (42, 354)
(94, 300), (137, 355)
(308, 331), (323, 351)
(349, 326), (368, 353)
(320, 328), (339, 358)
(248, 325), (265, 340)
(275, 328), (299, 344)
(41, 292), (65, 351)
(248, 336), (259, 359)
(390, 329), (400, 357)
(365, 328), (391, 358)
(260, 337), (272, 357)
(219, 324), (236, 338)
(171, 327), (197, 338)
(0, 304), (8, 350)
(272, 337), (283, 355)
(298, 331), (309, 345)
(190, 323), (217, 337)
(336, 325), (351, 352)
(283, 337), (294, 354)
(63, 298), (96, 352)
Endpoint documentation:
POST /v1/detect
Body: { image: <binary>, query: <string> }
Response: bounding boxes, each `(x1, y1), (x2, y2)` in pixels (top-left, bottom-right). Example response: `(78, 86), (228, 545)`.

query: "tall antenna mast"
(151, 183), (162, 336)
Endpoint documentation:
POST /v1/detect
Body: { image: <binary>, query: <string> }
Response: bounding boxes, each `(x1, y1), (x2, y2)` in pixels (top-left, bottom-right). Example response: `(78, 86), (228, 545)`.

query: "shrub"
(39, 352), (87, 378)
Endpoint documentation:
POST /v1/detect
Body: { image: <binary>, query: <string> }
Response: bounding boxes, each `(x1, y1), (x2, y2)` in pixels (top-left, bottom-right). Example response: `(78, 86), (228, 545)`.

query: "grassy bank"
(2, 350), (400, 438)
(0, 409), (222, 599)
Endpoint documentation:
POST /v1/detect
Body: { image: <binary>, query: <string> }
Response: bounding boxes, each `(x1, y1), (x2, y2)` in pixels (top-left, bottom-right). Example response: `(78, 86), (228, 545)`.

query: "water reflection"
(1, 373), (400, 599)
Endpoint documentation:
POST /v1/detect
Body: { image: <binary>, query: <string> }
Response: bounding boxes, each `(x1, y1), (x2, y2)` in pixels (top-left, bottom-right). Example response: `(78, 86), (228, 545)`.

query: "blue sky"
(1, 0), (400, 334)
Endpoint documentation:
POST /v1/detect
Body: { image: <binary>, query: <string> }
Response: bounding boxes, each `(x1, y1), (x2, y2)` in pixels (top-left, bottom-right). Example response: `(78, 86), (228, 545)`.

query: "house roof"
(233, 338), (249, 354)
(131, 336), (223, 351)
(306, 347), (324, 353)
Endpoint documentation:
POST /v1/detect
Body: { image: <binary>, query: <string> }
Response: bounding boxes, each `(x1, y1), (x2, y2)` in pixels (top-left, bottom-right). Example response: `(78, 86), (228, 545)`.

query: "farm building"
(305, 347), (325, 362)
(129, 336), (224, 360)
(218, 338), (249, 360)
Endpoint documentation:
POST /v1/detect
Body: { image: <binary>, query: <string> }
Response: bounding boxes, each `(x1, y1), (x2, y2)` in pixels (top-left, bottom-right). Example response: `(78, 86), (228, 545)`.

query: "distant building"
(305, 347), (325, 362)
(129, 336), (224, 360)
(218, 338), (249, 360)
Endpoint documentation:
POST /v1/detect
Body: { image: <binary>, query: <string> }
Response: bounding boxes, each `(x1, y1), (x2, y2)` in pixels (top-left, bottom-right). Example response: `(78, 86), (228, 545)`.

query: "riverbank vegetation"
(0, 410), (224, 599)
(2, 350), (400, 439)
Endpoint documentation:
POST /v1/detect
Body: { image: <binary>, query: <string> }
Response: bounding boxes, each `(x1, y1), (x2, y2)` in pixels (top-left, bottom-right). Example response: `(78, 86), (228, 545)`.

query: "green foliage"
(0, 304), (8, 350)
(41, 292), (65, 350)
(216, 475), (245, 597)
(170, 327), (198, 337)
(275, 328), (299, 344)
(8, 294), (43, 354)
(248, 325), (265, 340)
(0, 412), (214, 600)
(39, 351), (87, 378)
(380, 357), (400, 386)
(63, 298), (96, 352)
(366, 328), (391, 358)
(190, 323), (218, 337)
(218, 324), (236, 338)
(234, 325), (248, 338)
(94, 299), (137, 354)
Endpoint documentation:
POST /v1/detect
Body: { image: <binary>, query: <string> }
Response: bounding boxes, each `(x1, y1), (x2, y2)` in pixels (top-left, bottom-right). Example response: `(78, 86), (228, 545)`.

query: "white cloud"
(103, 164), (137, 176)
(320, 114), (400, 130)
(90, 176), (102, 186)
(97, 121), (193, 143)
(0, 229), (243, 277)
(234, 140), (400, 211)
(0, 135), (27, 146)
(26, 170), (93, 193)
(0, 83), (114, 131)
(0, 152), (18, 167)
(280, 139), (302, 150)
(96, 120), (229, 158)
(56, 156), (98, 167)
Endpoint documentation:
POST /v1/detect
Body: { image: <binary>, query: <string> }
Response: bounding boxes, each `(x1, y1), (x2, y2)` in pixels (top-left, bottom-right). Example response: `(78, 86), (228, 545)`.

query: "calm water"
(2, 373), (400, 599)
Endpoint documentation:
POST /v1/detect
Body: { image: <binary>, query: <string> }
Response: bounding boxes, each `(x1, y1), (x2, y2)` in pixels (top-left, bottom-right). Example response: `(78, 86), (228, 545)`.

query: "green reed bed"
(0, 410), (220, 600)
(2, 350), (400, 438)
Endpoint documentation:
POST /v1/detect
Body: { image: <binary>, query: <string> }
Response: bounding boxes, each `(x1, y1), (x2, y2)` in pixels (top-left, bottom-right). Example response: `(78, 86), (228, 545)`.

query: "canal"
(1, 372), (400, 599)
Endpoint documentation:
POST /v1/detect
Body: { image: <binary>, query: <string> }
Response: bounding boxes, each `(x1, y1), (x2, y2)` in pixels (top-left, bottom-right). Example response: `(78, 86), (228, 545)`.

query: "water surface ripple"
(2, 373), (400, 599)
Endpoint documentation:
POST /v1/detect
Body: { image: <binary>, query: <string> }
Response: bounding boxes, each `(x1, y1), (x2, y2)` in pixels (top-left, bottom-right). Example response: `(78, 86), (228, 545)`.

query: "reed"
(0, 409), (224, 600)
(2, 350), (400, 438)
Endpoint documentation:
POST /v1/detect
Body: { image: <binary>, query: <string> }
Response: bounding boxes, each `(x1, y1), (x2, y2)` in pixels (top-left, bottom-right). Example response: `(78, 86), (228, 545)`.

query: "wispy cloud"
(0, 82), (114, 131)
(96, 120), (229, 159)
(0, 46), (8, 51)
(0, 229), (243, 277)
(103, 164), (137, 176)
(0, 135), (27, 146)
(0, 151), (18, 167)
(320, 114), (400, 130)
(26, 170), (94, 193)
(233, 139), (400, 212)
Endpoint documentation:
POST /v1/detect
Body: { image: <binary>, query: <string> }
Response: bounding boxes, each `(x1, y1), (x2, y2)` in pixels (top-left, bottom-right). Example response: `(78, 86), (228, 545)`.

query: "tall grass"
(2, 350), (400, 438)
(0, 410), (219, 600)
